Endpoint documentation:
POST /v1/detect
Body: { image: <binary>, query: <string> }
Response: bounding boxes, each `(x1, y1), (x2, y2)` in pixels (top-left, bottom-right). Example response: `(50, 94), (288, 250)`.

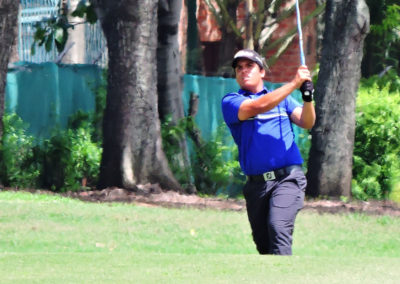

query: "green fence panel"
(5, 62), (102, 138)
(182, 74), (238, 141)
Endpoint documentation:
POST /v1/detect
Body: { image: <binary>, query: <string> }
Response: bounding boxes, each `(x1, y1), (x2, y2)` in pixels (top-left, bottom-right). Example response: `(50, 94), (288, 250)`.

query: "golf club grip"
(304, 80), (313, 91)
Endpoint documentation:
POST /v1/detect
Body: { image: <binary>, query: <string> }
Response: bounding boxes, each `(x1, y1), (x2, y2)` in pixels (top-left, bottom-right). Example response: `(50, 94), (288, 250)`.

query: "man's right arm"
(238, 81), (298, 121)
(238, 66), (311, 121)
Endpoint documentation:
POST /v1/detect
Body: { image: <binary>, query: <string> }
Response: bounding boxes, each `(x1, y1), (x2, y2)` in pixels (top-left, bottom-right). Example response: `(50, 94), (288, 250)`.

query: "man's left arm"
(290, 102), (315, 129)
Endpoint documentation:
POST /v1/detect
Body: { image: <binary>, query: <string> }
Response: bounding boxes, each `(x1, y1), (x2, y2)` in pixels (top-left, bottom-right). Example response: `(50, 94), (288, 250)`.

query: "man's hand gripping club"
(292, 65), (314, 102)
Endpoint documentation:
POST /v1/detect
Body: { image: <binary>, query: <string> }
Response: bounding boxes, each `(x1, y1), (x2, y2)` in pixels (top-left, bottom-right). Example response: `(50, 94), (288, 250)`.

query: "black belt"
(247, 165), (302, 182)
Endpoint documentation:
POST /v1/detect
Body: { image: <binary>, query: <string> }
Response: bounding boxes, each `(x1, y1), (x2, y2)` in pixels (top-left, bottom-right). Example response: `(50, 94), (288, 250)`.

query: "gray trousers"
(243, 169), (306, 255)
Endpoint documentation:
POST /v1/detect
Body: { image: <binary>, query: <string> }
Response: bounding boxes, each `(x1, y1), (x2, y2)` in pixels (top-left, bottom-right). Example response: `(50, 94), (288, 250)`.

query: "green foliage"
(31, 16), (71, 54)
(352, 81), (400, 200)
(389, 181), (400, 204)
(161, 117), (244, 196)
(38, 112), (102, 192)
(370, 4), (400, 42)
(71, 0), (98, 24)
(91, 69), (107, 143)
(161, 115), (193, 188)
(36, 71), (107, 192)
(190, 125), (245, 196)
(39, 128), (101, 191)
(0, 112), (101, 192)
(31, 0), (97, 55)
(0, 71), (107, 192)
(363, 2), (400, 76)
(297, 130), (311, 170)
(360, 68), (400, 93)
(0, 114), (40, 188)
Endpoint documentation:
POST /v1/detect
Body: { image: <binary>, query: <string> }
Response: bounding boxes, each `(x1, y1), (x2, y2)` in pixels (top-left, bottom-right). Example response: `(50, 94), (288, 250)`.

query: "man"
(221, 49), (316, 255)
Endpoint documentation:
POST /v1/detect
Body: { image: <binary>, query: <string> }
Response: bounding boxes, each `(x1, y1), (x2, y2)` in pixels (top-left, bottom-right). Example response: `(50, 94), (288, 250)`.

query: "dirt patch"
(5, 186), (400, 217)
(67, 187), (400, 217)
(66, 187), (246, 211)
(302, 199), (400, 217)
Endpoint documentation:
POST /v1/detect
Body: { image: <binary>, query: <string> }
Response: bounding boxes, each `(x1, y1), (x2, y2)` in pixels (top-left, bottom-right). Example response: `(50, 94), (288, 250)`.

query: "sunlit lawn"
(0, 191), (399, 283)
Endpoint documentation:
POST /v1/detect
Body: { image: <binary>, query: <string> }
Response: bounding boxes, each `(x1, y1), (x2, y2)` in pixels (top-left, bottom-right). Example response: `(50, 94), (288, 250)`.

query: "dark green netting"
(6, 62), (102, 138)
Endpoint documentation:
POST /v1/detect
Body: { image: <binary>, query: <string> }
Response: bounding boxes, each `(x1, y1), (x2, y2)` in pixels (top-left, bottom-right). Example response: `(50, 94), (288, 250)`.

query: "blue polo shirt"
(221, 87), (303, 175)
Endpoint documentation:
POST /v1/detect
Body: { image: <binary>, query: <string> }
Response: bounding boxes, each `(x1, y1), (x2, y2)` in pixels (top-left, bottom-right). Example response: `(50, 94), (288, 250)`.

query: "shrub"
(0, 111), (101, 192)
(353, 82), (400, 200)
(161, 115), (193, 189)
(190, 124), (245, 196)
(162, 117), (245, 196)
(0, 113), (40, 188)
(38, 112), (102, 192)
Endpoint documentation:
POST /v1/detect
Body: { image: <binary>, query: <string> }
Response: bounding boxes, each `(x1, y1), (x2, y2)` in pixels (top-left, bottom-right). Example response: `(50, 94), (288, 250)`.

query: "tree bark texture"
(306, 0), (369, 197)
(95, 0), (182, 191)
(157, 0), (183, 123)
(0, 0), (19, 139)
(316, 0), (326, 60)
(157, 0), (195, 193)
(216, 1), (242, 77)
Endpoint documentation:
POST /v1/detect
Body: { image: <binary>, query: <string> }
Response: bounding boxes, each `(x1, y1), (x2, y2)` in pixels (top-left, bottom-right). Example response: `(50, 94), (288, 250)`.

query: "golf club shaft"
(295, 0), (306, 66)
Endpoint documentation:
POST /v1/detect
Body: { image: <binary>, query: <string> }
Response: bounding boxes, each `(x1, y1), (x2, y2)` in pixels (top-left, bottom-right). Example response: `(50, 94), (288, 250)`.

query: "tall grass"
(0, 191), (400, 283)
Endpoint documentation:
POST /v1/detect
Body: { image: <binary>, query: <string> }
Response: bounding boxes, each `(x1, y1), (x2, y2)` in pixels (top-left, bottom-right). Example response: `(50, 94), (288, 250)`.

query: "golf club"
(295, 0), (314, 101)
(295, 0), (306, 66)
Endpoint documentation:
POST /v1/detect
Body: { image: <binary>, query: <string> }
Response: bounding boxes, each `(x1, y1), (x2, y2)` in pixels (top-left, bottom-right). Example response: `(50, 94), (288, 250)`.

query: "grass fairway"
(0, 191), (400, 283)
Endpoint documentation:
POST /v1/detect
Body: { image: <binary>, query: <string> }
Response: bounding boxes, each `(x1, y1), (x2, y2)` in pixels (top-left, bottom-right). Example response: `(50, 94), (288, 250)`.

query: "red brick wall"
(264, 0), (317, 82)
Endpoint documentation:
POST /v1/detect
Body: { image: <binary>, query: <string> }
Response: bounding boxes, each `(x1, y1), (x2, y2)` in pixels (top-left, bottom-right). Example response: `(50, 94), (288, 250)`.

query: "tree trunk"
(95, 0), (182, 191)
(0, 0), (19, 139)
(306, 0), (369, 197)
(216, 2), (242, 77)
(157, 0), (195, 193)
(157, 0), (183, 124)
(186, 0), (201, 74)
(316, 0), (326, 60)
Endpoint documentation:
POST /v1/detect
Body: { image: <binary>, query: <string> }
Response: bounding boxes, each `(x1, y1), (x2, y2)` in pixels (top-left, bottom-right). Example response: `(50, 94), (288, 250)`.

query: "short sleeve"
(221, 93), (247, 125)
(285, 95), (302, 116)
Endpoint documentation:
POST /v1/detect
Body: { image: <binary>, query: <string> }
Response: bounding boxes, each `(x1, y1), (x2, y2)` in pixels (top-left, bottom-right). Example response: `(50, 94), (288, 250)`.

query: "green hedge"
(353, 76), (400, 201)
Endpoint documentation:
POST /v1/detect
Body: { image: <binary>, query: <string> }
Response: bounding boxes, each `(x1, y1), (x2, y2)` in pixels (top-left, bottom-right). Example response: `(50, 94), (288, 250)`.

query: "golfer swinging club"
(221, 49), (315, 255)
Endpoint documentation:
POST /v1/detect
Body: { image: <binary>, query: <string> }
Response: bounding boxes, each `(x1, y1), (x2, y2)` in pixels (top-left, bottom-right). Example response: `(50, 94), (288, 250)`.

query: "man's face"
(235, 59), (265, 91)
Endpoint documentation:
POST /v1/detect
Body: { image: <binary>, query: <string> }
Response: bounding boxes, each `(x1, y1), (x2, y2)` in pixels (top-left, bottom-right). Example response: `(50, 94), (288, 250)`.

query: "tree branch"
(263, 3), (325, 53)
(213, 0), (242, 37)
(254, 0), (266, 45)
